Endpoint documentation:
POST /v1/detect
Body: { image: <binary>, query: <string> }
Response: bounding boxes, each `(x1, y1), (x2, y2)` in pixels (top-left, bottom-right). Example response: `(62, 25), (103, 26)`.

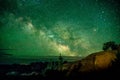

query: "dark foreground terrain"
(0, 49), (120, 80)
(0, 61), (120, 80)
(0, 66), (120, 80)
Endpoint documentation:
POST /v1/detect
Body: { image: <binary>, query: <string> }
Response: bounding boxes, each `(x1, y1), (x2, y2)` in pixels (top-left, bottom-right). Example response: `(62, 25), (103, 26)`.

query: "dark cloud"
(0, 0), (18, 14)
(0, 50), (12, 56)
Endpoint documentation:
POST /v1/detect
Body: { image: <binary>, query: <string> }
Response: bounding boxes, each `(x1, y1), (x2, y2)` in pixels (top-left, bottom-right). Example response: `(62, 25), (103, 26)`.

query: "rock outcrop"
(61, 50), (119, 76)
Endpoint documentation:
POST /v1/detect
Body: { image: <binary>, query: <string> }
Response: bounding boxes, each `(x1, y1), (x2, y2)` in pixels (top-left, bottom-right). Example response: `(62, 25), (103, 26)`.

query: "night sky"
(0, 0), (120, 63)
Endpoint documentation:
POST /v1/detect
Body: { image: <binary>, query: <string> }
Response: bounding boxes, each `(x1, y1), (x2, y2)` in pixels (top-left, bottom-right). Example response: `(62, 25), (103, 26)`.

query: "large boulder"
(61, 50), (119, 76)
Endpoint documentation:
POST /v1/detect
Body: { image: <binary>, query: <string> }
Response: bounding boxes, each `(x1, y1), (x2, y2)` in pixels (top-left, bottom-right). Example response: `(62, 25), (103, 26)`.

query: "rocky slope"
(61, 50), (119, 76)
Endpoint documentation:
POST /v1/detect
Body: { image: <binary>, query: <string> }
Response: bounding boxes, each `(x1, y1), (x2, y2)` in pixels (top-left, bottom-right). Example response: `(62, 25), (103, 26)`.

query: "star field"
(0, 0), (120, 63)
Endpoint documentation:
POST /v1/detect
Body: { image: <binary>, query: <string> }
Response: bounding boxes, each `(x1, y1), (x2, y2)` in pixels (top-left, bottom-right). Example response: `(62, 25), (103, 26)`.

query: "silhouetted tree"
(59, 53), (63, 71)
(103, 41), (118, 51)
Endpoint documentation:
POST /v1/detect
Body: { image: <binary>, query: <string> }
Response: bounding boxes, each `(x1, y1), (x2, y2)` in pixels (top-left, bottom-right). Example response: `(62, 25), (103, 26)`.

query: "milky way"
(0, 0), (120, 63)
